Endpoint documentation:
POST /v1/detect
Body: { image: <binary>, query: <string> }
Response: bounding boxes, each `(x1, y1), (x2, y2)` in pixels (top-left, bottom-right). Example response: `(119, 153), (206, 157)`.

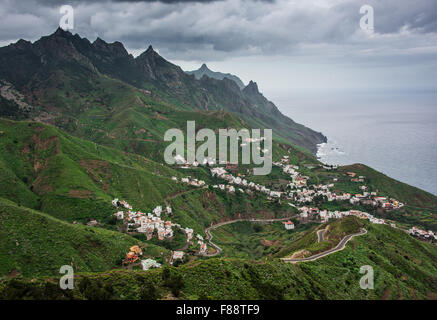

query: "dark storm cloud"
(0, 0), (436, 64)
(36, 0), (223, 3)
(366, 0), (437, 34)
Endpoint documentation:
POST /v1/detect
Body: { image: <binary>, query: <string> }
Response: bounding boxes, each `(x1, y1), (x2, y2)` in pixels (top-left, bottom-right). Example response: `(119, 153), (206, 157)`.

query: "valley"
(0, 29), (436, 300)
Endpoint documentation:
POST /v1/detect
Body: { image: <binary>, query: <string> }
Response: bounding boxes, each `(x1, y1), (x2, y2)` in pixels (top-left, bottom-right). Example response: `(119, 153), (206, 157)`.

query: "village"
(205, 155), (405, 212)
(408, 226), (437, 241)
(105, 153), (435, 271)
(201, 154), (434, 238)
(111, 198), (208, 271)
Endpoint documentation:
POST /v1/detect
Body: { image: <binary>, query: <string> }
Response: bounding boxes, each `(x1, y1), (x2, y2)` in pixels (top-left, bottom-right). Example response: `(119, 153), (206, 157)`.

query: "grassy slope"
(0, 198), (154, 277)
(275, 216), (363, 258)
(167, 187), (296, 237)
(209, 220), (313, 260)
(1, 220), (436, 300)
(21, 56), (321, 167)
(0, 118), (186, 222)
(33, 73), (254, 162)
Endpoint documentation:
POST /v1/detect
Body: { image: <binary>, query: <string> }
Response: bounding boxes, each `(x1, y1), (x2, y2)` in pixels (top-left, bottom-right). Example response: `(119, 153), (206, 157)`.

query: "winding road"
(202, 216), (296, 257)
(317, 228), (325, 242)
(281, 228), (367, 263)
(186, 206), (367, 264)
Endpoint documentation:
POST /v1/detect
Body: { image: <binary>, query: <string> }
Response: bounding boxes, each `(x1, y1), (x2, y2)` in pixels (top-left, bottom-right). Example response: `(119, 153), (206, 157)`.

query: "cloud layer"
(0, 0), (436, 90)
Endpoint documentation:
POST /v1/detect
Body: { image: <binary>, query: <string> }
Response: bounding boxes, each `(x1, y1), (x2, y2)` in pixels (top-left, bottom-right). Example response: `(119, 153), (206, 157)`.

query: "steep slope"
(0, 118), (186, 222)
(186, 63), (246, 89)
(0, 197), (145, 278)
(0, 28), (326, 154)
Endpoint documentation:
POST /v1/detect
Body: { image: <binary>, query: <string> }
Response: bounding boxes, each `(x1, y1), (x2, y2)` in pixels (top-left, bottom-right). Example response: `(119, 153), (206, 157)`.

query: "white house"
(115, 211), (124, 220)
(210, 167), (227, 177)
(137, 225), (147, 233)
(172, 251), (184, 261)
(284, 221), (295, 230)
(270, 191), (281, 198)
(153, 206), (162, 217)
(141, 259), (161, 270)
(198, 241), (207, 254)
(185, 228), (194, 241)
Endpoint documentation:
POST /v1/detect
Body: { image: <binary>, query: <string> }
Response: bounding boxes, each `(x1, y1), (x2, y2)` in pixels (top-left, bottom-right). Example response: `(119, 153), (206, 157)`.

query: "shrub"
(139, 283), (159, 300)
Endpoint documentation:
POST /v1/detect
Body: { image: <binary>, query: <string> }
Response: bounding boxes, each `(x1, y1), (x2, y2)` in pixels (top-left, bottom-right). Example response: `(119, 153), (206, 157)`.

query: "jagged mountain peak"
(138, 45), (161, 60)
(13, 39), (32, 50)
(93, 37), (106, 45)
(53, 26), (70, 35)
(51, 27), (74, 39)
(243, 80), (259, 95)
(186, 63), (246, 90)
(92, 37), (129, 57)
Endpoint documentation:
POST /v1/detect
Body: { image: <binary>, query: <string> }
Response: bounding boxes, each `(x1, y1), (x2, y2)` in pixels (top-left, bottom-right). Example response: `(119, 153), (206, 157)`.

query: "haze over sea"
(271, 88), (437, 196)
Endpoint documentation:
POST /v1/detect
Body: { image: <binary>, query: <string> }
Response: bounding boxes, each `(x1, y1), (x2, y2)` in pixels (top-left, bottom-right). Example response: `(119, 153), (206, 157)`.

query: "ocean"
(270, 88), (437, 196)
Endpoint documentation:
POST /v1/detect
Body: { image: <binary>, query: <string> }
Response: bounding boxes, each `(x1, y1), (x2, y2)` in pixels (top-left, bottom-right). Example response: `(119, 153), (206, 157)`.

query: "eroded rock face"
(0, 80), (33, 112)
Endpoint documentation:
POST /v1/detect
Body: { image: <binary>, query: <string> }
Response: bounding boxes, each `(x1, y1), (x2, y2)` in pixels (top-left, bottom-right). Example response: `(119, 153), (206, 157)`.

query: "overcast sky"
(1, 0), (436, 96)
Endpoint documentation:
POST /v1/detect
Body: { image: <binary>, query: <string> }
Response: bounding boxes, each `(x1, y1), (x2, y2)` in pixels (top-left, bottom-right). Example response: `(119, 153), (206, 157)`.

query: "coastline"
(315, 138), (436, 196)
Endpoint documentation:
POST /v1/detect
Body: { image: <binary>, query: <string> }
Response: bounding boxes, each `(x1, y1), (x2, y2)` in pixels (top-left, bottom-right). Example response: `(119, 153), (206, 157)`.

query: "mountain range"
(0, 27), (326, 156)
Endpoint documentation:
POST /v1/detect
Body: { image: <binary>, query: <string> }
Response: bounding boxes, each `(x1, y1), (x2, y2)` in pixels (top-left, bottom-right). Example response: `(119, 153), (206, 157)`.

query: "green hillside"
(0, 198), (155, 278)
(209, 220), (313, 260)
(1, 219), (436, 299)
(275, 216), (363, 258)
(338, 164), (436, 209)
(0, 120), (436, 299)
(0, 118), (185, 223)
(337, 164), (437, 230)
